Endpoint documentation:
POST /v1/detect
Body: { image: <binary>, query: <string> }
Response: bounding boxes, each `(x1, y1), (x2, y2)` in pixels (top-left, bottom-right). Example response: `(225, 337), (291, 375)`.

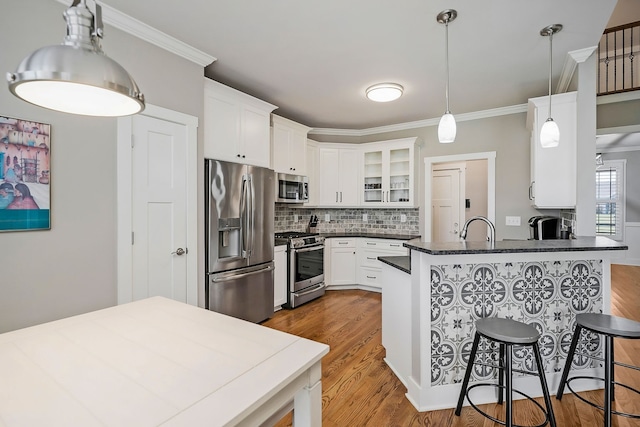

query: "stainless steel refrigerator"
(205, 159), (275, 323)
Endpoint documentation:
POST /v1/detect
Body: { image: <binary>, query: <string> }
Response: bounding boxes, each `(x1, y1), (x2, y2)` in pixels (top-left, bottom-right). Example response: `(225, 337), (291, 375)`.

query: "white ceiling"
(99, 0), (626, 130)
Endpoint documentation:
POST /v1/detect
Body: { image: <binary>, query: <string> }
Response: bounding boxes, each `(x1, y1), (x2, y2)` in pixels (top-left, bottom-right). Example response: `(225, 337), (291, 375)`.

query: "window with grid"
(596, 159), (625, 241)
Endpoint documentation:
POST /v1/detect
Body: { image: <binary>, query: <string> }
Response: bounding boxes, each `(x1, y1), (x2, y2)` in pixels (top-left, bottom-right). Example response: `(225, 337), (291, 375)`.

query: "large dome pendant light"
(539, 24), (562, 148)
(7, 0), (145, 117)
(437, 9), (457, 144)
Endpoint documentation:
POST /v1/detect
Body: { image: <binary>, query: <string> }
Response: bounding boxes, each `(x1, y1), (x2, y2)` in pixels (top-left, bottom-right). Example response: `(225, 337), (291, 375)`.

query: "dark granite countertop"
(379, 256), (411, 274)
(321, 232), (418, 241)
(404, 236), (628, 255)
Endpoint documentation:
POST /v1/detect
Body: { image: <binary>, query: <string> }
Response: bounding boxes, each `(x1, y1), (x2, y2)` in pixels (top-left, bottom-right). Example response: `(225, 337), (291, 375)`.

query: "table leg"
(293, 362), (323, 427)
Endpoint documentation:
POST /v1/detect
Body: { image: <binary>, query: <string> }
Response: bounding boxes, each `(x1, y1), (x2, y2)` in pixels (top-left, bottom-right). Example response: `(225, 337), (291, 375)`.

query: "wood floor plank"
(263, 265), (640, 426)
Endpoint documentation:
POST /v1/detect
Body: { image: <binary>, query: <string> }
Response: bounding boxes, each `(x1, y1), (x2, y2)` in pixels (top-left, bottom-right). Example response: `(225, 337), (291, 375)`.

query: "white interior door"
(131, 115), (189, 302)
(117, 105), (198, 307)
(432, 165), (464, 242)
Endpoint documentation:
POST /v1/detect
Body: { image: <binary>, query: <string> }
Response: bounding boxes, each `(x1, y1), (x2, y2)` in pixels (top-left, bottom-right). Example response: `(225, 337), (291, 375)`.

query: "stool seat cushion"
(476, 317), (541, 344)
(576, 313), (640, 339)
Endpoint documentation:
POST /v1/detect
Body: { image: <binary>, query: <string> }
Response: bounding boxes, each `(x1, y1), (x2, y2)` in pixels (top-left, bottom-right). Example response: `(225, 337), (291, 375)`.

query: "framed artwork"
(0, 116), (51, 231)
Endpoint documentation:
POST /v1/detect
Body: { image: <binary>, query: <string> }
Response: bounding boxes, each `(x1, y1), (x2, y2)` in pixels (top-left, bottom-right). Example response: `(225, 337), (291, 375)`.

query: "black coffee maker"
(528, 216), (560, 240)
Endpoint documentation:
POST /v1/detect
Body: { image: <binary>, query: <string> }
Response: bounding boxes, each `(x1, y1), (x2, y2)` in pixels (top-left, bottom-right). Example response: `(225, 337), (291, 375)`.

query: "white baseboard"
(326, 284), (381, 293)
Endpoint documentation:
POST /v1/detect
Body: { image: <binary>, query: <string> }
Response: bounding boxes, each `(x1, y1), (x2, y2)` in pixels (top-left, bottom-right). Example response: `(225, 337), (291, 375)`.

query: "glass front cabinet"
(362, 138), (418, 207)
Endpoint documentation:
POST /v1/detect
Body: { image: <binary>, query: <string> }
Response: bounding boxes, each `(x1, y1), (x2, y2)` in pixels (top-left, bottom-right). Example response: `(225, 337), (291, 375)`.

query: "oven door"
(291, 244), (324, 292)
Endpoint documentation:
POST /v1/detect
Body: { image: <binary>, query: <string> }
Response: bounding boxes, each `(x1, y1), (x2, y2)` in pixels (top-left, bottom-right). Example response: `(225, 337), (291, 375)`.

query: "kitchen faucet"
(460, 216), (496, 242)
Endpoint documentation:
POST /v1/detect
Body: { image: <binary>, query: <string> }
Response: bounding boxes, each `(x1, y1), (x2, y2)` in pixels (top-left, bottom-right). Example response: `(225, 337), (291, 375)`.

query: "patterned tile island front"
(397, 237), (627, 412)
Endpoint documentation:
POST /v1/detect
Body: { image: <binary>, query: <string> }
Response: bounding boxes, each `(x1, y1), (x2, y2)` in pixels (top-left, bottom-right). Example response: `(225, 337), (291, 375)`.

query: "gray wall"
(0, 1), (205, 333)
(464, 159), (489, 241)
(598, 99), (640, 129)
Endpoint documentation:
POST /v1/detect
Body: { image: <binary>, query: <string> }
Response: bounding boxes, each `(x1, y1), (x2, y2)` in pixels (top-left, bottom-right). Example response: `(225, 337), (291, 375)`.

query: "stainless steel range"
(275, 232), (326, 308)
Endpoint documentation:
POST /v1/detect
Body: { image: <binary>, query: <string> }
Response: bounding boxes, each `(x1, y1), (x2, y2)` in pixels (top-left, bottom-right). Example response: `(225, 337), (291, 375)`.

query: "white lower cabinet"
(274, 245), (287, 309)
(329, 239), (356, 286)
(325, 237), (407, 291)
(356, 239), (408, 291)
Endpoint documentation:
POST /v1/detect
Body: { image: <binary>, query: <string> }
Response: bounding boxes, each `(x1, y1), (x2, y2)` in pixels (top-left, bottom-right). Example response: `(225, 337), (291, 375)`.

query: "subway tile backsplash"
(275, 204), (420, 235)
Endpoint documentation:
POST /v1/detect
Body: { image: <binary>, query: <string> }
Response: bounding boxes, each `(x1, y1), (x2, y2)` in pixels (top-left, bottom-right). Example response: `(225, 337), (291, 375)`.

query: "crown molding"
(556, 47), (597, 93)
(55, 0), (216, 67)
(309, 104), (528, 137)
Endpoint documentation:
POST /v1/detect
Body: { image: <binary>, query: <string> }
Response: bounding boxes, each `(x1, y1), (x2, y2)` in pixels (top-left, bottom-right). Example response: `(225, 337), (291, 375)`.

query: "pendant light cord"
(547, 30), (553, 119)
(445, 20), (451, 114)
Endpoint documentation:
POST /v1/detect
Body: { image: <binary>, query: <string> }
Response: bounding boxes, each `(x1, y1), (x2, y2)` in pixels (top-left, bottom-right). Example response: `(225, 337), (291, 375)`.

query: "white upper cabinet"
(204, 78), (277, 167)
(271, 115), (311, 175)
(311, 138), (419, 208)
(318, 146), (359, 206)
(361, 138), (419, 208)
(526, 91), (577, 209)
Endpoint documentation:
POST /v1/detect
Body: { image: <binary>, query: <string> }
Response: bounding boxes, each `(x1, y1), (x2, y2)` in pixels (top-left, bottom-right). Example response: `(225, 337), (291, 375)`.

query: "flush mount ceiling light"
(437, 9), (457, 144)
(539, 24), (562, 148)
(365, 83), (404, 102)
(6, 0), (145, 117)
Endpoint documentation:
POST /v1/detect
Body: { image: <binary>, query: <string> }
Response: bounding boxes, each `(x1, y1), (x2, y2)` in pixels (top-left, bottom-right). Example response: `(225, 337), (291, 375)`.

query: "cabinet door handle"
(366, 242), (376, 245)
(390, 244), (400, 247)
(367, 257), (376, 260)
(340, 192), (343, 202)
(529, 181), (535, 200)
(336, 192), (338, 202)
(367, 275), (377, 279)
(338, 242), (348, 245)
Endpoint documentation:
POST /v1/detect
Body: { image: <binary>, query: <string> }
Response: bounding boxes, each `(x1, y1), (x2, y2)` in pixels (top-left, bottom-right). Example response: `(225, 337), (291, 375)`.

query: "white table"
(0, 297), (329, 426)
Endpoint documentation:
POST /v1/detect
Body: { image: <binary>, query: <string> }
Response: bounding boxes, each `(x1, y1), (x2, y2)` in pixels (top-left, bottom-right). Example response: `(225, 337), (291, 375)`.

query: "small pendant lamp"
(437, 9), (457, 144)
(7, 0), (145, 117)
(539, 24), (562, 148)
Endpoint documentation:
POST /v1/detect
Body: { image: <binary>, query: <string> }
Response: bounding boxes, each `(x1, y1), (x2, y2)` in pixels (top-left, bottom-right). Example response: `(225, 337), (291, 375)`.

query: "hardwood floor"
(262, 264), (640, 426)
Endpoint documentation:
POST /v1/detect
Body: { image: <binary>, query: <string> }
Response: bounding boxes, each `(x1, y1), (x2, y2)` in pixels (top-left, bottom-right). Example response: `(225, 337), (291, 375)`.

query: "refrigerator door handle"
(211, 263), (274, 283)
(240, 174), (250, 259)
(248, 174), (255, 258)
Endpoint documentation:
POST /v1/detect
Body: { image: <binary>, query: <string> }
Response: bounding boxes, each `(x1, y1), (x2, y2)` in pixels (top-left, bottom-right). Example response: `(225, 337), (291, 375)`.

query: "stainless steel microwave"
(276, 173), (309, 203)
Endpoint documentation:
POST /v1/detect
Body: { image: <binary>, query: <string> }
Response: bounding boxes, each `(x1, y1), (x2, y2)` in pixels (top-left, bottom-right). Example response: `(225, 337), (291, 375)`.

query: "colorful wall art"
(0, 116), (51, 231)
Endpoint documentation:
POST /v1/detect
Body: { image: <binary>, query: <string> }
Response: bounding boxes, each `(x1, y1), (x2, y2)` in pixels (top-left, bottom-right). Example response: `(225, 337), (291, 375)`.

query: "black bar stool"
(556, 313), (640, 427)
(455, 317), (556, 427)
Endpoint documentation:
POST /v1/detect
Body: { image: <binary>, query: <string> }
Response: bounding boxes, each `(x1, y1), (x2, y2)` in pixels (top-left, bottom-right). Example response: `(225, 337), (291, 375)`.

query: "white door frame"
(116, 104), (199, 305)
(424, 151), (496, 242)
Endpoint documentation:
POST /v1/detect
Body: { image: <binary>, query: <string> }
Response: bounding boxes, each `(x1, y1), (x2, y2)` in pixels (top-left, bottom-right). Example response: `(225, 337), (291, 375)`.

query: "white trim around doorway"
(423, 151), (496, 242)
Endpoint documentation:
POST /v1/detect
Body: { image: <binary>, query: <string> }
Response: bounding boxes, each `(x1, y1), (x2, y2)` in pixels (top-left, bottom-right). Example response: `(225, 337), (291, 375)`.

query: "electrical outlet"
(401, 214), (407, 223)
(506, 216), (521, 226)
(294, 214), (298, 223)
(363, 213), (368, 222)
(325, 214), (330, 222)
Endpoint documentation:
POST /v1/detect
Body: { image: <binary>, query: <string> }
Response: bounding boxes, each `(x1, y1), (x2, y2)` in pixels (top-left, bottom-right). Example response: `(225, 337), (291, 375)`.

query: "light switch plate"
(506, 216), (521, 226)
(363, 213), (368, 222)
(325, 214), (330, 222)
(401, 214), (407, 223)
(294, 214), (298, 223)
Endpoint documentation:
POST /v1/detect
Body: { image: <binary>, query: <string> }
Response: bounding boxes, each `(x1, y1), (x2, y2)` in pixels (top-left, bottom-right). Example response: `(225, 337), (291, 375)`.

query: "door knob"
(172, 248), (187, 256)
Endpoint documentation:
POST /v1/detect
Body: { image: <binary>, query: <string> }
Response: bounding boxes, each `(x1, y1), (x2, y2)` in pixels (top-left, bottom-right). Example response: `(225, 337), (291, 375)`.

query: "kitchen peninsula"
(380, 237), (627, 412)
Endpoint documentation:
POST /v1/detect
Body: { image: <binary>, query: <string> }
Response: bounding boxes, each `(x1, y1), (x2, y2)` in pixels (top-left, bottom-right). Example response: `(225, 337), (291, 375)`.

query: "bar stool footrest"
(465, 383), (552, 427)
(566, 376), (640, 419)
